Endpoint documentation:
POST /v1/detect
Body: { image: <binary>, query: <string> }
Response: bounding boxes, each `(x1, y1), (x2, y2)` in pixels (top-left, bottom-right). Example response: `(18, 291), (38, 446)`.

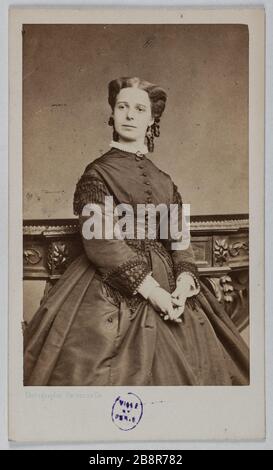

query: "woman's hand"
(171, 277), (191, 313)
(162, 272), (200, 322)
(147, 286), (184, 323)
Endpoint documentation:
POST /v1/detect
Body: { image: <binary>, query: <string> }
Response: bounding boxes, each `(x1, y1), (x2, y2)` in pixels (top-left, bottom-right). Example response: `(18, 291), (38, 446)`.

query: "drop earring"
(108, 116), (119, 142)
(146, 125), (155, 152)
(146, 118), (161, 152)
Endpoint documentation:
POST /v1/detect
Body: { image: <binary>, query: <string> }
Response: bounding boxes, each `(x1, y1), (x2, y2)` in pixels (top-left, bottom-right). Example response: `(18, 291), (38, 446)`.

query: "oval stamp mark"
(111, 392), (143, 431)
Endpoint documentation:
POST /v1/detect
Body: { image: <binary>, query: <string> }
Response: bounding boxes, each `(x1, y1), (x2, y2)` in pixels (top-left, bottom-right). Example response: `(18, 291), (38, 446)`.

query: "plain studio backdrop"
(23, 23), (248, 219)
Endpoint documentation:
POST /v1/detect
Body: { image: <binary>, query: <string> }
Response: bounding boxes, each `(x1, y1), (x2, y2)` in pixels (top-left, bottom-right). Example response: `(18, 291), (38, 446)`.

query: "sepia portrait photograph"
(22, 22), (250, 387)
(8, 7), (265, 442)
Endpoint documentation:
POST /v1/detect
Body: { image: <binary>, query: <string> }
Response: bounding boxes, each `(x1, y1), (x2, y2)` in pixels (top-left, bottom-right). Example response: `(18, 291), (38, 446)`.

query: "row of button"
(135, 153), (152, 205)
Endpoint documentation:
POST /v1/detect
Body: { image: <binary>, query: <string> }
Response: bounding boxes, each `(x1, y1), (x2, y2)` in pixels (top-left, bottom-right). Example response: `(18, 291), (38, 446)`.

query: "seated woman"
(24, 76), (249, 386)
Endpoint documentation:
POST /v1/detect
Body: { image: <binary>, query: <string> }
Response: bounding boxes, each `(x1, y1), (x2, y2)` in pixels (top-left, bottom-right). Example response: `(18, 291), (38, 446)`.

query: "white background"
(1, 0), (272, 450)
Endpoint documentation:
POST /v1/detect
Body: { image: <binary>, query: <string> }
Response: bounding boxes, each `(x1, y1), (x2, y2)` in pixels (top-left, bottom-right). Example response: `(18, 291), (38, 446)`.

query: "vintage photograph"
(7, 5), (266, 444)
(22, 23), (250, 387)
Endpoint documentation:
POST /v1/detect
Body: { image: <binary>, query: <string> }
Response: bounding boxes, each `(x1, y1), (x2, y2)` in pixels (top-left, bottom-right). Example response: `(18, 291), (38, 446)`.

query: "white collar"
(110, 140), (148, 155)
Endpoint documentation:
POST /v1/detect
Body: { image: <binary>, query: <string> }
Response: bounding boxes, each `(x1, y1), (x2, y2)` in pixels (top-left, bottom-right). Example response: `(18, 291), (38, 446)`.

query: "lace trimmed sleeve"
(73, 164), (151, 297)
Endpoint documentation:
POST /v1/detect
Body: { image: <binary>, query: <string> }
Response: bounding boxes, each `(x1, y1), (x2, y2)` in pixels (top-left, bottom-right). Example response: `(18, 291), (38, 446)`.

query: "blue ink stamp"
(111, 392), (143, 431)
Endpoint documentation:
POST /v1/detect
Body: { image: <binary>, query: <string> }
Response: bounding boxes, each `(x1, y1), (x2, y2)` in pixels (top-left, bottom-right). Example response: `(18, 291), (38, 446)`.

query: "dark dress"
(24, 147), (249, 386)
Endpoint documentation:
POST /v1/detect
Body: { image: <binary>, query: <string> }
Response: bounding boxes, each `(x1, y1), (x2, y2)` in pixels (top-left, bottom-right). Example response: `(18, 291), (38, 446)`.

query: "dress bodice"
(83, 147), (174, 208)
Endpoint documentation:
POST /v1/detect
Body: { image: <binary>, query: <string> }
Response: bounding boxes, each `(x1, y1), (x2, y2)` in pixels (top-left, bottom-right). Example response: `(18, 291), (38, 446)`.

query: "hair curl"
(108, 77), (167, 152)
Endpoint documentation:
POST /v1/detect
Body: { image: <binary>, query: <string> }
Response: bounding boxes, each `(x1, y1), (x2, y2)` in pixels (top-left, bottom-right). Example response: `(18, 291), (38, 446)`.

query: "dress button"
(138, 164), (144, 169)
(146, 197), (152, 203)
(142, 172), (147, 177)
(135, 156), (142, 162)
(145, 189), (152, 195)
(145, 181), (150, 185)
(107, 316), (113, 323)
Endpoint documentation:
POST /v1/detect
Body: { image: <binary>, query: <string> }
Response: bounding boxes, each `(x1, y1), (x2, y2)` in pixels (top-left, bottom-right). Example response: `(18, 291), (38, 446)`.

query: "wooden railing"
(23, 214), (249, 331)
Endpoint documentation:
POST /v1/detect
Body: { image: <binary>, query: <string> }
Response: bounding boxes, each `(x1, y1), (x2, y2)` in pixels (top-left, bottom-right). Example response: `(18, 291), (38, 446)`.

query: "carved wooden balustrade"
(23, 214), (249, 331)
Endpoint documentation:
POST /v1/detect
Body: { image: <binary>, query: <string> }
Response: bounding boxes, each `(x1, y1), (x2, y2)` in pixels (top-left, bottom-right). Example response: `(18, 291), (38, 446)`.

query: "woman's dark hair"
(108, 77), (167, 152)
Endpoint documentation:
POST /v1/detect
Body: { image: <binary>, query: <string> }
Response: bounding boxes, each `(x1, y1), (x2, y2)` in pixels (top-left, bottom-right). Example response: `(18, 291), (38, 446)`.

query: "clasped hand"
(148, 286), (187, 323)
(147, 274), (197, 323)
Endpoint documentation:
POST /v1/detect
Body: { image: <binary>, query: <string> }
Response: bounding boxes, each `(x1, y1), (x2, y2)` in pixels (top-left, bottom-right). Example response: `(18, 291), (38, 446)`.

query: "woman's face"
(112, 87), (154, 144)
